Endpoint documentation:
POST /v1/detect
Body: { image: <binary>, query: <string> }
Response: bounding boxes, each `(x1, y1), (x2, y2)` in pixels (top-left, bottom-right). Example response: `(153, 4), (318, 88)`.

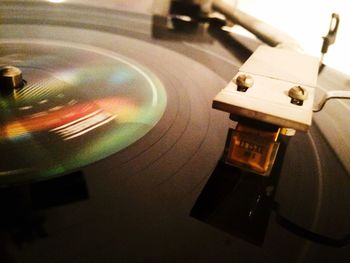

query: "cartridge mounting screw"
(235, 74), (254, 92)
(288, 85), (308, 106)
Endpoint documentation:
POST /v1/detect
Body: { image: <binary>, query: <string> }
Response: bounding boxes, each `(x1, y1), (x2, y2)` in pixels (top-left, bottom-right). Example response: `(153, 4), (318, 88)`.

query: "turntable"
(0, 0), (349, 262)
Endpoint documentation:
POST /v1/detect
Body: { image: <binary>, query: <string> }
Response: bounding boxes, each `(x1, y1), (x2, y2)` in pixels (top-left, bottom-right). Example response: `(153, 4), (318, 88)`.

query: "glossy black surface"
(0, 2), (349, 262)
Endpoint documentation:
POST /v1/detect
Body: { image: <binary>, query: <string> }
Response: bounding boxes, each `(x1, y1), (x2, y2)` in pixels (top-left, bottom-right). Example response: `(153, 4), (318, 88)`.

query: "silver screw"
(288, 86), (308, 106)
(235, 74), (254, 92)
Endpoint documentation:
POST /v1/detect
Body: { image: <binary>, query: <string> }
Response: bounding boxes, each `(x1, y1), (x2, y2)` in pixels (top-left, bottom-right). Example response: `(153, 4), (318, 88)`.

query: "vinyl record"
(0, 40), (167, 181)
(0, 1), (349, 262)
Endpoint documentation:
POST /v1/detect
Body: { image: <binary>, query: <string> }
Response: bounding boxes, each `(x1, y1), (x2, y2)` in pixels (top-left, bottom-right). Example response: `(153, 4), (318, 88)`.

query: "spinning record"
(0, 40), (166, 182)
(0, 15), (232, 186)
(0, 2), (349, 263)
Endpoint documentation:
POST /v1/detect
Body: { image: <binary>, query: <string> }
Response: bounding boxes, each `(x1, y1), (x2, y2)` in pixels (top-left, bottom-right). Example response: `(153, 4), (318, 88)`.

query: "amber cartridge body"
(224, 120), (280, 176)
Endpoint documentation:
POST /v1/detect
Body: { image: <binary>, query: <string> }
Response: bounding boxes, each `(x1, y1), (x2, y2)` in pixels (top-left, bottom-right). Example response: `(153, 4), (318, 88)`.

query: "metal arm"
(313, 90), (350, 112)
(212, 0), (301, 50)
(210, 0), (350, 114)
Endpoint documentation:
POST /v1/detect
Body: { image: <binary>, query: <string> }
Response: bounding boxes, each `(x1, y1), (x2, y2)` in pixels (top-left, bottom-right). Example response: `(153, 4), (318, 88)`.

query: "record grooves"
(0, 2), (349, 262)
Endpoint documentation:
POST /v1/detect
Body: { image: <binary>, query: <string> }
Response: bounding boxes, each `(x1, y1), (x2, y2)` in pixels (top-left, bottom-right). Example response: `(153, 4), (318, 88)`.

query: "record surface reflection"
(0, 40), (167, 182)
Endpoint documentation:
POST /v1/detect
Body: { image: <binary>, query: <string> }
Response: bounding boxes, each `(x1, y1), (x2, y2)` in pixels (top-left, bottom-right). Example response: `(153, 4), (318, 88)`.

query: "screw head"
(288, 86), (308, 101)
(235, 74), (254, 92)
